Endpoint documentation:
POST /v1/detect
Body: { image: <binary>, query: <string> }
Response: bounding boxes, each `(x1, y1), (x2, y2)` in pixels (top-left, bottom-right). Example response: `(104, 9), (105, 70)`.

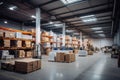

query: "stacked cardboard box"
(41, 37), (49, 42)
(65, 54), (75, 63)
(5, 31), (15, 38)
(4, 40), (10, 47)
(17, 40), (22, 47)
(25, 41), (31, 47)
(15, 59), (41, 73)
(17, 50), (25, 58)
(25, 51), (33, 58)
(0, 30), (4, 37)
(88, 50), (93, 55)
(73, 49), (79, 54)
(65, 35), (70, 40)
(41, 31), (49, 36)
(56, 53), (65, 62)
(1, 62), (15, 72)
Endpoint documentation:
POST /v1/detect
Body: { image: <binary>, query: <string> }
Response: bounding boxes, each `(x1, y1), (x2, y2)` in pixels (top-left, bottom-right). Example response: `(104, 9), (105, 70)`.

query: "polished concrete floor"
(0, 52), (120, 80)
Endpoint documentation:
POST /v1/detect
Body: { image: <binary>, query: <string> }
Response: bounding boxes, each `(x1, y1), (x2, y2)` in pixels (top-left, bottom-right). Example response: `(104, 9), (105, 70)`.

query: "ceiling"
(0, 0), (114, 38)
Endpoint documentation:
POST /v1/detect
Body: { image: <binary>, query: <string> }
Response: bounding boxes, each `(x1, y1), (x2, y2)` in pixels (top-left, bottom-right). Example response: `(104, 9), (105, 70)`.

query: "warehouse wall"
(92, 38), (113, 48)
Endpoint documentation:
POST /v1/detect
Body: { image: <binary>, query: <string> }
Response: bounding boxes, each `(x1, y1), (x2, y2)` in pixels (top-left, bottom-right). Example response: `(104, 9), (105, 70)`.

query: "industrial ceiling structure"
(0, 0), (114, 38)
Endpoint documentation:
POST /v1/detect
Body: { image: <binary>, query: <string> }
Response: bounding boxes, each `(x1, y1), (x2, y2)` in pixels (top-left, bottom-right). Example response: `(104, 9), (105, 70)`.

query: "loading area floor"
(0, 52), (120, 80)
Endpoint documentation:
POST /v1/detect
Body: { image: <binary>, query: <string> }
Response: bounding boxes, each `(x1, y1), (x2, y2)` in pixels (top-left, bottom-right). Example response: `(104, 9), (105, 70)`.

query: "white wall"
(92, 38), (113, 48)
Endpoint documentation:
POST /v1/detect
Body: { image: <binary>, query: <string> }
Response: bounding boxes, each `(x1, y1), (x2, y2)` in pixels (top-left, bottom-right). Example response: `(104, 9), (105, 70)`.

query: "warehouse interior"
(0, 0), (120, 80)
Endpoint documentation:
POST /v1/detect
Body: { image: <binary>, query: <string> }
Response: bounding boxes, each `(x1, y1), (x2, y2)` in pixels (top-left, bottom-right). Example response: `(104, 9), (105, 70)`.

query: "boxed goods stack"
(5, 31), (15, 38)
(65, 53), (75, 63)
(15, 59), (41, 73)
(4, 40), (10, 47)
(25, 51), (33, 58)
(25, 41), (31, 47)
(17, 50), (25, 58)
(1, 62), (15, 71)
(88, 50), (93, 55)
(56, 53), (65, 62)
(0, 30), (4, 37)
(10, 40), (22, 47)
(22, 41), (31, 47)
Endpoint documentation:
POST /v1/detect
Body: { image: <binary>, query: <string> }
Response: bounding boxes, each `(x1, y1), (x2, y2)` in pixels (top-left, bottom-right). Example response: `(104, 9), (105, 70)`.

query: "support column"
(62, 23), (66, 47)
(36, 8), (41, 58)
(80, 32), (83, 48)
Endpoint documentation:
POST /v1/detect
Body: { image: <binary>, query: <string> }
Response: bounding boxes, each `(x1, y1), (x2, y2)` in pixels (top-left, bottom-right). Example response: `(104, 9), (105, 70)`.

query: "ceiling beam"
(48, 0), (88, 12)
(55, 2), (113, 16)
(71, 22), (112, 28)
(57, 8), (113, 20)
(39, 0), (59, 7)
(71, 18), (112, 25)
(65, 14), (111, 22)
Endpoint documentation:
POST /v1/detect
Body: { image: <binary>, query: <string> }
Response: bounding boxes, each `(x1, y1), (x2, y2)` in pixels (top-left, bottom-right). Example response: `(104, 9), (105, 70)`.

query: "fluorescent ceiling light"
(94, 31), (103, 33)
(4, 21), (8, 24)
(74, 33), (79, 35)
(8, 6), (17, 10)
(80, 15), (97, 23)
(49, 21), (53, 24)
(61, 0), (81, 4)
(82, 18), (97, 22)
(54, 24), (62, 27)
(31, 15), (36, 19)
(66, 30), (75, 33)
(99, 34), (105, 37)
(91, 27), (102, 30)
(80, 15), (95, 19)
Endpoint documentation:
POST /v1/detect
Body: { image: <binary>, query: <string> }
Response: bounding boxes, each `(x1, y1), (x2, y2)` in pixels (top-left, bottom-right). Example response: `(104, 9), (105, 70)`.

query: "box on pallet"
(65, 54), (75, 63)
(15, 59), (41, 73)
(56, 53), (65, 62)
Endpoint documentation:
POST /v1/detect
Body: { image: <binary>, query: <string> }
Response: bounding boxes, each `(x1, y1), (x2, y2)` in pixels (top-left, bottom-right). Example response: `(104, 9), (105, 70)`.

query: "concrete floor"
(0, 52), (120, 80)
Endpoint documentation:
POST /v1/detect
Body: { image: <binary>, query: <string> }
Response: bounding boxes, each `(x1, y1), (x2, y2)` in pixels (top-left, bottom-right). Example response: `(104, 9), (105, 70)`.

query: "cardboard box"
(15, 59), (41, 73)
(41, 31), (49, 36)
(65, 35), (70, 40)
(25, 41), (31, 47)
(4, 40), (10, 47)
(65, 54), (75, 63)
(5, 31), (15, 38)
(25, 51), (33, 58)
(88, 50), (93, 55)
(17, 50), (25, 58)
(56, 53), (65, 62)
(41, 37), (49, 42)
(0, 30), (4, 37)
